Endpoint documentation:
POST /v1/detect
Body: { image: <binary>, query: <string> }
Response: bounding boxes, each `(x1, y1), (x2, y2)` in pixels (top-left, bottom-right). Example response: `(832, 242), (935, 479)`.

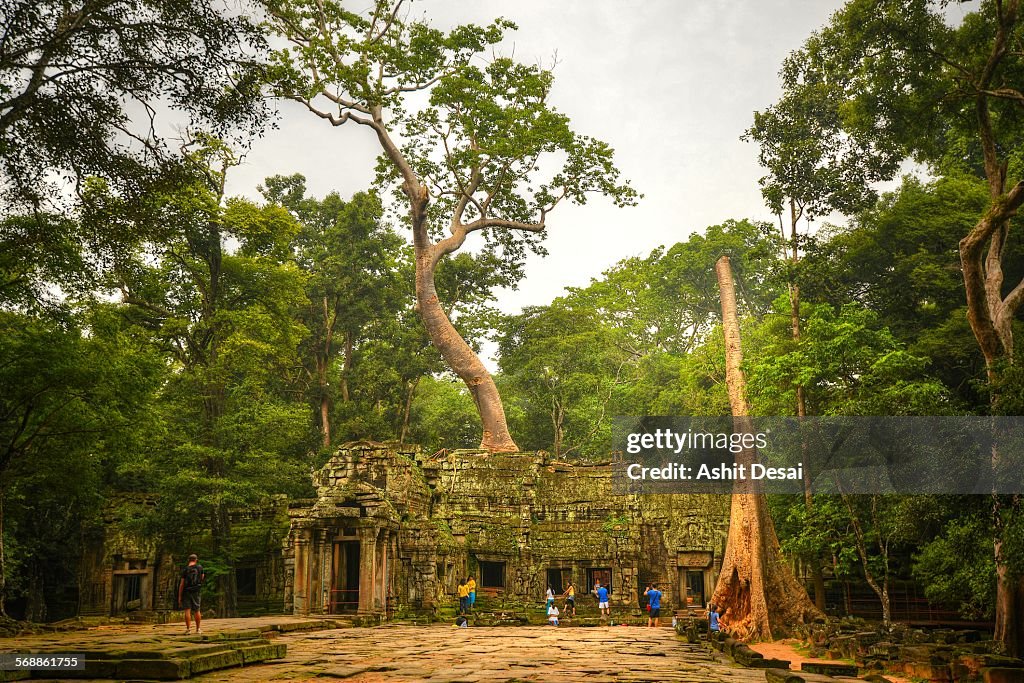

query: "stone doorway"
(331, 540), (360, 613)
(112, 574), (142, 613)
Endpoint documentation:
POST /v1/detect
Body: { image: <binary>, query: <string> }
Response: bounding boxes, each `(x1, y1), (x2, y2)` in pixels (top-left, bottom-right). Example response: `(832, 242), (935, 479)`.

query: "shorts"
(183, 589), (201, 612)
(599, 601), (609, 609)
(650, 608), (661, 618)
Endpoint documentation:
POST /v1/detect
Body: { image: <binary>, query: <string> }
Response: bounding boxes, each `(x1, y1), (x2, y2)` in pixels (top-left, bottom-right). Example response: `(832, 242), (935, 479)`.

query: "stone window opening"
(586, 567), (612, 595)
(479, 560), (505, 589)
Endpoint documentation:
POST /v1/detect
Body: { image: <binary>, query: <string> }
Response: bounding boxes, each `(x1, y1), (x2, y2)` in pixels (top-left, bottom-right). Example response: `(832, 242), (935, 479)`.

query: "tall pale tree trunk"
(399, 378), (419, 444)
(710, 255), (820, 640)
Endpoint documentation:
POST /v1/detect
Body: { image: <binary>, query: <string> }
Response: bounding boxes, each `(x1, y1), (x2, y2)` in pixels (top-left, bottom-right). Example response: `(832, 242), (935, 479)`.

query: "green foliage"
(265, 0), (637, 286)
(406, 376), (481, 453)
(0, 0), (267, 212)
(911, 497), (998, 619)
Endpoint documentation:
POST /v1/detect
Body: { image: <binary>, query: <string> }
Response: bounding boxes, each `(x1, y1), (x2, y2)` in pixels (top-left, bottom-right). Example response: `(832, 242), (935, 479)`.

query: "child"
(547, 603), (560, 626)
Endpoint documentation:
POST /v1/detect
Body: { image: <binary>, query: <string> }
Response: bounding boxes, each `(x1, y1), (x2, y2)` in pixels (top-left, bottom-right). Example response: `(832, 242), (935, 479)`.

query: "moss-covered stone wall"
(288, 443), (730, 620)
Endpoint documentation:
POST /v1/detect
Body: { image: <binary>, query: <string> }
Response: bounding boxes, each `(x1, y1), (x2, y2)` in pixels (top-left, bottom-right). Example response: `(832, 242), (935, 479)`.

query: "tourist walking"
(178, 554), (205, 635)
(644, 583), (663, 627)
(708, 604), (721, 633)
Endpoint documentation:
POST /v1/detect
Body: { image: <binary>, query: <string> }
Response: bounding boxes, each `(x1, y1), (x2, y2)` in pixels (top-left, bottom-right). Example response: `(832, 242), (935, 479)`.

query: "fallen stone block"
(760, 658), (792, 669)
(985, 668), (1024, 683)
(765, 669), (804, 683)
(188, 649), (243, 674)
(116, 658), (191, 680)
(801, 662), (858, 677)
(238, 642), (287, 664)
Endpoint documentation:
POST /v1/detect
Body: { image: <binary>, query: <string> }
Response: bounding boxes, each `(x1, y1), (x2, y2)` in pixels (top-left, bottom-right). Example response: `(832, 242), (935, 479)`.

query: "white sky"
(223, 1), (852, 368)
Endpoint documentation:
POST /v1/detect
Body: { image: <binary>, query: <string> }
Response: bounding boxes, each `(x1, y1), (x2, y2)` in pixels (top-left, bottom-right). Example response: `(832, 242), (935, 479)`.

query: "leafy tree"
(0, 305), (163, 618)
(259, 175), (407, 449)
(784, 0), (1024, 651)
(573, 219), (783, 358)
(94, 142), (315, 616)
(0, 0), (267, 212)
(265, 0), (638, 451)
(405, 376), (480, 454)
(498, 300), (627, 458)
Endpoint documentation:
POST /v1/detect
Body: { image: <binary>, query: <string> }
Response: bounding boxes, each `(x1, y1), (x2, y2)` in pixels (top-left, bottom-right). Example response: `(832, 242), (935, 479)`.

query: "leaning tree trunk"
(413, 246), (517, 452)
(710, 255), (821, 640)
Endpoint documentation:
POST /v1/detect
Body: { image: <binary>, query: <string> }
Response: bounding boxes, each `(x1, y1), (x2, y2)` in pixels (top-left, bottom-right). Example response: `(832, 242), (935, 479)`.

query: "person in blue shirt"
(708, 604), (721, 633)
(594, 581), (610, 622)
(644, 583), (663, 627)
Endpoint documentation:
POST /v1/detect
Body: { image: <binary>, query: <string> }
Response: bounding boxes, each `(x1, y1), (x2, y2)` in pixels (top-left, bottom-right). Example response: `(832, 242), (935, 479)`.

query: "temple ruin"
(284, 443), (730, 618)
(79, 443), (730, 620)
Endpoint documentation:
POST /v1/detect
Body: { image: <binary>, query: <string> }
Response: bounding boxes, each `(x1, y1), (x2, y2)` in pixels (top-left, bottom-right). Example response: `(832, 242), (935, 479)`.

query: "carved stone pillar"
(293, 529), (312, 615)
(358, 527), (377, 614)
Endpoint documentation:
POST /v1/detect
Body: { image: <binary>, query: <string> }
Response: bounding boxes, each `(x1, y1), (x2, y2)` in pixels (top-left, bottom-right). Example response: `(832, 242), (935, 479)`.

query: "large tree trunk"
(994, 497), (1024, 657)
(710, 255), (821, 640)
(399, 378), (419, 444)
(414, 247), (517, 451)
(371, 117), (519, 453)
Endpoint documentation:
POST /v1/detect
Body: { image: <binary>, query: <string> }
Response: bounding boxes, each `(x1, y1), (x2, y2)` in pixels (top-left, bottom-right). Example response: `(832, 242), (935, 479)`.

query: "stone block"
(862, 675), (895, 683)
(760, 658), (792, 669)
(903, 661), (952, 682)
(238, 643), (287, 664)
(985, 668), (1024, 683)
(0, 671), (30, 682)
(116, 658), (191, 680)
(80, 658), (119, 679)
(765, 669), (804, 683)
(801, 662), (858, 677)
(732, 644), (763, 667)
(188, 649), (243, 674)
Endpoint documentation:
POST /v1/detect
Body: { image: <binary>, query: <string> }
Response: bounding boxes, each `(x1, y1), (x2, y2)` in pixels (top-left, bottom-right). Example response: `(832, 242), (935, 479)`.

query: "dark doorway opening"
(684, 570), (705, 607)
(331, 541), (360, 613)
(236, 567), (257, 597)
(479, 560), (505, 589)
(546, 568), (572, 595)
(112, 574), (141, 613)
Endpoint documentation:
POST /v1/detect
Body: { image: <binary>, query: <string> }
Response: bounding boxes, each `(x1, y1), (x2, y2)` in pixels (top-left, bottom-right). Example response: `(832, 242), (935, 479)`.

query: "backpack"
(183, 564), (203, 590)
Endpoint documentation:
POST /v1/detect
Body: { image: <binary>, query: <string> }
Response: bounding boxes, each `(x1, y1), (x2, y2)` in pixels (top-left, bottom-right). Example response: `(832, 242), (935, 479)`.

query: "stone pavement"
(193, 624), (767, 683)
(0, 617), (342, 681)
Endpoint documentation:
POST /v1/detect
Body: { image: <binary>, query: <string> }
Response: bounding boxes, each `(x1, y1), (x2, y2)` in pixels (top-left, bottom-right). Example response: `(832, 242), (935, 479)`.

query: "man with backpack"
(178, 554), (205, 635)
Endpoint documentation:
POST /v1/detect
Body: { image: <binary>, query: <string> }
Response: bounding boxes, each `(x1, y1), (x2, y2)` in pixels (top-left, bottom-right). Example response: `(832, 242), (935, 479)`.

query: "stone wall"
(79, 494), (290, 618)
(287, 442), (730, 619)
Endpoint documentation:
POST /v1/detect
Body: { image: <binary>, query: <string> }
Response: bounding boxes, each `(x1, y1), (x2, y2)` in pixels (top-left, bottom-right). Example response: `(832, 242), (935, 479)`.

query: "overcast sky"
(225, 1), (851, 320)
